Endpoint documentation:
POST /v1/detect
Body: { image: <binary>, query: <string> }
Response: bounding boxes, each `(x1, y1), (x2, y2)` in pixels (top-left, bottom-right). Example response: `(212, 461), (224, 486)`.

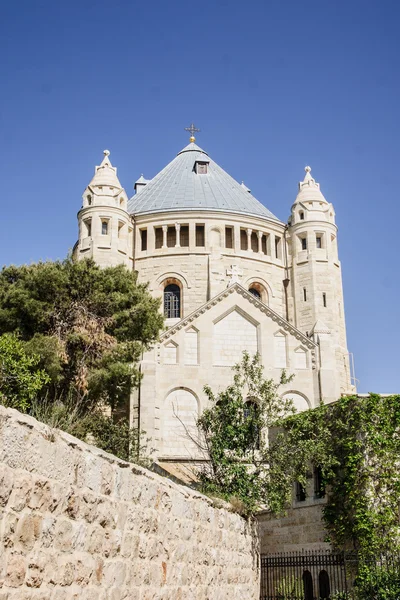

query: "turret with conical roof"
(287, 166), (354, 399)
(76, 150), (132, 268)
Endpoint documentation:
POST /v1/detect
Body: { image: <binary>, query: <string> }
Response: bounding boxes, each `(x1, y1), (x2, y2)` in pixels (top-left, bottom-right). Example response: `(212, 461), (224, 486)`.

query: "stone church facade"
(74, 134), (355, 470)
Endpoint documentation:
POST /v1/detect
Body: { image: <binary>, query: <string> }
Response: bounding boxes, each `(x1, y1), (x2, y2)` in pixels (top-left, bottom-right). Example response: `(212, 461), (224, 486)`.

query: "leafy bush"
(0, 333), (49, 411)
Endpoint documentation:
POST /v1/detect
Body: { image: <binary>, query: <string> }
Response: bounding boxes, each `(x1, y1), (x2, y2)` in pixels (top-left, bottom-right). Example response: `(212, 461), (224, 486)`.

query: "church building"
(74, 128), (355, 471)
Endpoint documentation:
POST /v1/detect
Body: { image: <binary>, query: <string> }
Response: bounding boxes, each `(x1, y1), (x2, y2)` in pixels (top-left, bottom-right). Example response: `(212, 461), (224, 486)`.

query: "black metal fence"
(260, 549), (400, 600)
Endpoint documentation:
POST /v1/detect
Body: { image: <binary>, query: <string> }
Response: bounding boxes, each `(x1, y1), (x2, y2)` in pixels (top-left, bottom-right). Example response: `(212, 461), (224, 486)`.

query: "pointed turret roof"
(128, 143), (280, 221)
(89, 150), (123, 189)
(295, 166), (327, 204)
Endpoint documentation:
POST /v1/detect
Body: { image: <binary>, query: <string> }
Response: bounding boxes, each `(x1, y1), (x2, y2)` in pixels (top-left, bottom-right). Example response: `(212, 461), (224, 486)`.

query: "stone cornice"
(160, 283), (316, 349)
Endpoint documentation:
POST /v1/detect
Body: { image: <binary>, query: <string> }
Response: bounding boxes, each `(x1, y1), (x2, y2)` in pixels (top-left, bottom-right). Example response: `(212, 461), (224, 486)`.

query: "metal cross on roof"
(184, 123), (200, 142)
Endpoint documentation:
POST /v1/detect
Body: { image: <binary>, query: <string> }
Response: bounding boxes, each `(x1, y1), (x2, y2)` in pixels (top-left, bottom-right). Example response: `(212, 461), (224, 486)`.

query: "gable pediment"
(160, 283), (316, 350)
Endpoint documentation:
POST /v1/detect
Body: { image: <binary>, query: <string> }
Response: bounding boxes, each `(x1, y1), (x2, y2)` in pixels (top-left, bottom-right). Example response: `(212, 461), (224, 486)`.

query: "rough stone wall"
(0, 406), (259, 599)
(257, 500), (329, 554)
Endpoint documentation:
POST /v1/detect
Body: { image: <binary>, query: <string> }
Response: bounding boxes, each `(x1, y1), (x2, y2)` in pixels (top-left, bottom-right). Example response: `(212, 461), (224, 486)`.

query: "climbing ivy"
(279, 394), (400, 554)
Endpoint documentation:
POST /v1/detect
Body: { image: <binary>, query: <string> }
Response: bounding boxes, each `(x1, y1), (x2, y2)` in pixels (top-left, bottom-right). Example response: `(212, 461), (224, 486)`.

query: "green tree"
(277, 394), (400, 554)
(197, 352), (296, 515)
(0, 258), (164, 413)
(0, 333), (49, 411)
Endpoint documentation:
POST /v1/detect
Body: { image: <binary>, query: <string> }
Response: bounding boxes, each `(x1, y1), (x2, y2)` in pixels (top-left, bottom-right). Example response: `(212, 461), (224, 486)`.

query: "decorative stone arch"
(243, 276), (274, 303)
(281, 390), (311, 412)
(162, 387), (201, 457)
(155, 271), (191, 290)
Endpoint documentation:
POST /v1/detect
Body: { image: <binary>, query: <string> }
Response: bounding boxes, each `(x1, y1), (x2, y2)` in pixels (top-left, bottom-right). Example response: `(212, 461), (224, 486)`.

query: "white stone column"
(162, 225), (168, 249)
(258, 231), (263, 254)
(175, 223), (181, 247)
(247, 228), (252, 251)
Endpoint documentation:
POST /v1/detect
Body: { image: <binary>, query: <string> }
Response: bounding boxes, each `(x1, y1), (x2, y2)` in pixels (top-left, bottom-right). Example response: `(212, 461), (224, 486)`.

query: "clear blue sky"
(1, 0), (399, 393)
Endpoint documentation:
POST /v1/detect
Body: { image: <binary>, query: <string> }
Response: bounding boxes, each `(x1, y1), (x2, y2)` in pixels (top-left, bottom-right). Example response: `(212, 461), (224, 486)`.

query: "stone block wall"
(257, 504), (329, 554)
(0, 406), (259, 599)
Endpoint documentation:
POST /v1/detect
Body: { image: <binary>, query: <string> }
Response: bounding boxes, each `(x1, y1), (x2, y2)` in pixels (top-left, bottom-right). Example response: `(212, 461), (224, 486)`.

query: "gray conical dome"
(128, 143), (280, 221)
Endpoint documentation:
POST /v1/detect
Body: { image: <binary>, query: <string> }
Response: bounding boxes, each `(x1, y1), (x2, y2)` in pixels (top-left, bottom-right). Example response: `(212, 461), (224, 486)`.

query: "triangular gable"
(160, 283), (316, 350)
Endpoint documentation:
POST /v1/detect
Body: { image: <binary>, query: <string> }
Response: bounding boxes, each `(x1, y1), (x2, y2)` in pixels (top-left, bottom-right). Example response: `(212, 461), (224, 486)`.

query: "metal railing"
(260, 549), (400, 600)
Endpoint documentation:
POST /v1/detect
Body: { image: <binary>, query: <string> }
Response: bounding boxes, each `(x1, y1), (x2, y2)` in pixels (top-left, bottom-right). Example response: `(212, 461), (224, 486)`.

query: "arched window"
(164, 284), (181, 319)
(319, 570), (330, 599)
(299, 210), (304, 220)
(248, 282), (268, 304)
(249, 287), (261, 299)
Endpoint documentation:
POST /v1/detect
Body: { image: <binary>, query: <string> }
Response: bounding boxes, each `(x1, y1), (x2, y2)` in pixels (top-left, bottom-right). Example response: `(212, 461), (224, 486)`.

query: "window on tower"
(225, 226), (234, 249)
(299, 211), (304, 220)
(180, 225), (189, 247)
(101, 220), (109, 235)
(323, 292), (327, 307)
(84, 219), (91, 237)
(240, 229), (248, 250)
(196, 224), (205, 246)
(155, 227), (163, 249)
(316, 235), (322, 249)
(140, 229), (147, 251)
(301, 237), (307, 251)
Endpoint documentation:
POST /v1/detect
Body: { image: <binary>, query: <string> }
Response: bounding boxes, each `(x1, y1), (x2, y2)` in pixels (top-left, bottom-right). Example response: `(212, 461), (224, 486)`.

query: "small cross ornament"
(184, 123), (200, 142)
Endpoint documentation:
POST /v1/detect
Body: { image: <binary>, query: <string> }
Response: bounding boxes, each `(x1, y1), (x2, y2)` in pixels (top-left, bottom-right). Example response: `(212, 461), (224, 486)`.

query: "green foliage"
(0, 333), (49, 411)
(197, 352), (296, 515)
(275, 575), (303, 599)
(279, 394), (400, 553)
(0, 258), (163, 411)
(355, 562), (400, 600)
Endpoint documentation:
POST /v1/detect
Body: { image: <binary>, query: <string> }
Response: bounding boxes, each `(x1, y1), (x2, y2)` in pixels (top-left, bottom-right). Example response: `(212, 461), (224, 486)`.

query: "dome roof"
(128, 143), (280, 222)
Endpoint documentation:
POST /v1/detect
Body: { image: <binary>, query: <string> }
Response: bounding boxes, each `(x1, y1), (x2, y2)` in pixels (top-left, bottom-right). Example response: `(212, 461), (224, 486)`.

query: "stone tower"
(287, 166), (353, 399)
(76, 150), (132, 268)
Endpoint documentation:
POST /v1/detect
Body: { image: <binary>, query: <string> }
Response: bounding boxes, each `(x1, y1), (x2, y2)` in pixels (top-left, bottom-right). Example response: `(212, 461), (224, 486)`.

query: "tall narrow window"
(101, 220), (109, 235)
(195, 224), (205, 246)
(84, 219), (91, 237)
(155, 227), (163, 249)
(314, 466), (326, 499)
(180, 225), (189, 247)
(240, 229), (248, 250)
(164, 284), (181, 319)
(87, 195), (92, 206)
(141, 229), (147, 251)
(316, 235), (322, 249)
(251, 231), (258, 252)
(301, 237), (307, 250)
(303, 288), (307, 301)
(299, 211), (304, 220)
(118, 221), (124, 238)
(167, 226), (176, 247)
(225, 226), (233, 249)
(261, 234), (267, 254)
(323, 292), (327, 307)
(295, 481), (306, 502)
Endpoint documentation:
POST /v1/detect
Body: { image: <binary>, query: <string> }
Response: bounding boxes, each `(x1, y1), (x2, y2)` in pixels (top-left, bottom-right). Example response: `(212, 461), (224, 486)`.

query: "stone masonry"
(0, 406), (260, 599)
